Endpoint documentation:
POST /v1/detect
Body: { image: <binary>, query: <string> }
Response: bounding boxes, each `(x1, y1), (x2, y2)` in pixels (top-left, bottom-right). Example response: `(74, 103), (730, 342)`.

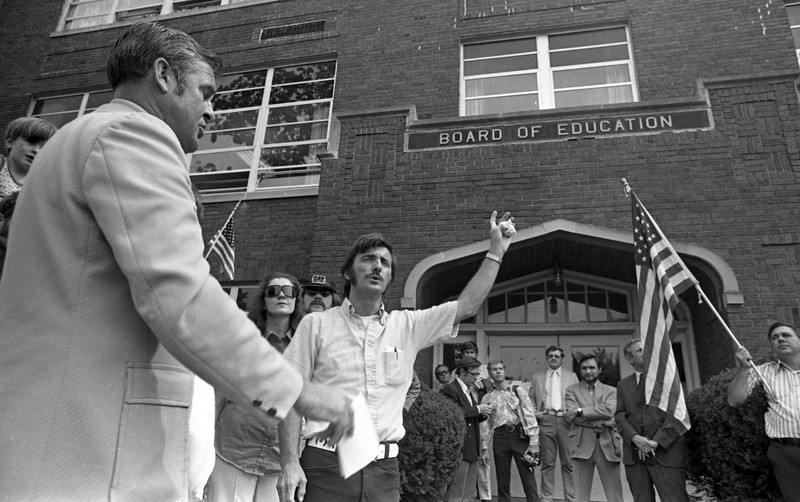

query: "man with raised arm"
(278, 211), (516, 502)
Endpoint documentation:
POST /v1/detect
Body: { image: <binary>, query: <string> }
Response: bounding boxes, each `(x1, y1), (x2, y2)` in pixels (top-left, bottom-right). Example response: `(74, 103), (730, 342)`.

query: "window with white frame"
(28, 61), (336, 195)
(485, 276), (633, 324)
(59, 0), (251, 31)
(787, 3), (800, 67)
(462, 26), (637, 116)
(190, 60), (336, 193)
(30, 90), (114, 127)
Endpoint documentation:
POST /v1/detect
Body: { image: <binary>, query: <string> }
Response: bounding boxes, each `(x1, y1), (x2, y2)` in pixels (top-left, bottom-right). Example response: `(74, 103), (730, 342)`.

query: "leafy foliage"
(685, 367), (781, 501)
(399, 386), (466, 502)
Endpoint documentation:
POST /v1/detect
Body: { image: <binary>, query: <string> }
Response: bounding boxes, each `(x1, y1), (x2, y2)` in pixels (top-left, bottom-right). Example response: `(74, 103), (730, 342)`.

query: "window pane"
(553, 64), (631, 88)
(36, 112), (79, 128)
(267, 103), (331, 125)
(32, 95), (84, 115)
(273, 62), (337, 85)
(213, 89), (264, 111)
(259, 142), (326, 168)
(465, 74), (537, 97)
(464, 38), (536, 59)
(199, 129), (255, 150)
(464, 54), (537, 76)
(549, 27), (627, 50)
(526, 283), (545, 323)
(487, 294), (506, 323)
(264, 122), (328, 145)
(86, 90), (114, 109)
(507, 288), (526, 323)
(788, 5), (800, 26)
(546, 280), (565, 323)
(190, 150), (252, 174)
(793, 27), (800, 48)
(550, 45), (629, 67)
(269, 81), (334, 104)
(217, 71), (267, 92)
(173, 0), (222, 11)
(608, 292), (630, 321)
(209, 110), (259, 133)
(566, 282), (587, 323)
(554, 86), (632, 108)
(66, 0), (112, 18)
(465, 94), (539, 115)
(587, 286), (608, 322)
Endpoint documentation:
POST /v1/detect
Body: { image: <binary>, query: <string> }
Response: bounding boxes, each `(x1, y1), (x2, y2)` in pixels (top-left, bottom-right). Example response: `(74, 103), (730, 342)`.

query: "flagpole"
(204, 198), (243, 260)
(621, 178), (777, 400)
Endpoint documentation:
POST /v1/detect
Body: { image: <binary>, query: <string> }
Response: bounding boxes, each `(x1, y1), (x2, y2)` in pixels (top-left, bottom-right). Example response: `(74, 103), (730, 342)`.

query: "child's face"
(6, 137), (47, 172)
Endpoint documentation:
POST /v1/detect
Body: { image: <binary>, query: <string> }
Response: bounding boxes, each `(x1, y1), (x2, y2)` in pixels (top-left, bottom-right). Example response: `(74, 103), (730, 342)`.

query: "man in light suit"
(530, 345), (578, 502)
(0, 22), (351, 501)
(564, 354), (623, 502)
(615, 340), (689, 502)
(442, 356), (492, 502)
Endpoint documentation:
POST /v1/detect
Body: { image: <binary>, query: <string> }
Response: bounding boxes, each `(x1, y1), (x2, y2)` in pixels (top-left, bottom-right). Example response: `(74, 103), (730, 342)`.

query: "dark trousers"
(624, 461), (688, 502)
(492, 427), (540, 502)
(768, 440), (800, 502)
(299, 446), (400, 502)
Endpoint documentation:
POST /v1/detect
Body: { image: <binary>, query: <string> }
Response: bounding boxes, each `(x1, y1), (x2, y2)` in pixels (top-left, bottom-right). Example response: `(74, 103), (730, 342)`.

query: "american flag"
(210, 217), (235, 280)
(632, 191), (695, 432)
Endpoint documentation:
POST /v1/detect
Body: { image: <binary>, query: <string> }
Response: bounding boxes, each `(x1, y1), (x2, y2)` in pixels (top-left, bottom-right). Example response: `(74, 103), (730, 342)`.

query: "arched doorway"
(405, 219), (740, 500)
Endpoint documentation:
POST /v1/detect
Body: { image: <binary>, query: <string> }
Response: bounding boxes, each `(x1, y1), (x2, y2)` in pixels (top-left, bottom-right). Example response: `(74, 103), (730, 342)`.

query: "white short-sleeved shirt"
(284, 298), (459, 441)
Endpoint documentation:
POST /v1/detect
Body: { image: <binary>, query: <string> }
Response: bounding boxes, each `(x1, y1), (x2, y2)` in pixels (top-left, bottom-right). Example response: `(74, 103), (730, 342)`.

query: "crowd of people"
(0, 19), (798, 502)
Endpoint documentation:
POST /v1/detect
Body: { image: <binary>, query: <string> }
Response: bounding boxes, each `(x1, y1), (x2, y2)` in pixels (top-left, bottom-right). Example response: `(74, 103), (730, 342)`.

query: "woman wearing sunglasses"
(207, 272), (303, 502)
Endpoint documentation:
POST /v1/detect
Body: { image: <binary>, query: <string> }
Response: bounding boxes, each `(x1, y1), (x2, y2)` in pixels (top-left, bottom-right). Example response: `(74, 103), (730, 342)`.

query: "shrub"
(400, 385), (466, 502)
(685, 366), (780, 501)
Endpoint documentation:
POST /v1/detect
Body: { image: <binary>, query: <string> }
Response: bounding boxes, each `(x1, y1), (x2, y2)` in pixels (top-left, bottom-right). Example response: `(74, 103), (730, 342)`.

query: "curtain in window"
(65, 0), (115, 29)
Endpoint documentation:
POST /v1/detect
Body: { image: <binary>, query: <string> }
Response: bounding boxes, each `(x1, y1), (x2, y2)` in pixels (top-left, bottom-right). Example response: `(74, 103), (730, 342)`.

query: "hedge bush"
(399, 386), (466, 502)
(685, 366), (780, 501)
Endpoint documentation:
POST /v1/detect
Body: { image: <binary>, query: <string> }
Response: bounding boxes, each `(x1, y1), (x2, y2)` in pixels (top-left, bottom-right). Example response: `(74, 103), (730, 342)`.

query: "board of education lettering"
(407, 109), (710, 150)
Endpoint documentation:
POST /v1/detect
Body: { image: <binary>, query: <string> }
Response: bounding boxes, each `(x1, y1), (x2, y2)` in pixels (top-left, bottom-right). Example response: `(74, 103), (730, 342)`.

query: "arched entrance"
(405, 219), (741, 500)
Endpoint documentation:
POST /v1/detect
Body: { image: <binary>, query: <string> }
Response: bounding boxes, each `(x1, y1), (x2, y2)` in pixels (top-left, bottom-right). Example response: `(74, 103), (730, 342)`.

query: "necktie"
(551, 370), (562, 411)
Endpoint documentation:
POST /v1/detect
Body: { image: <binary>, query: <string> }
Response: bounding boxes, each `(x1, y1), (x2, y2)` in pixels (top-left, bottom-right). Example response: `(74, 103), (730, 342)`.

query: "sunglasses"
(265, 285), (299, 298)
(304, 288), (332, 298)
(435, 370), (450, 376)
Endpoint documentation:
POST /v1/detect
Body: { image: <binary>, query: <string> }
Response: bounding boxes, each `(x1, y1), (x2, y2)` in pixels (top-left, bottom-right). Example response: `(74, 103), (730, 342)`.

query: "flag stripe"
(209, 216), (235, 280)
(632, 192), (692, 432)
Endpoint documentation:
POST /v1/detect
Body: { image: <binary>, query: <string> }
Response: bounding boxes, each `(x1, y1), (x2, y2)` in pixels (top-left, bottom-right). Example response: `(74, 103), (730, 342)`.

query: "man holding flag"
(615, 184), (690, 501)
(727, 322), (800, 502)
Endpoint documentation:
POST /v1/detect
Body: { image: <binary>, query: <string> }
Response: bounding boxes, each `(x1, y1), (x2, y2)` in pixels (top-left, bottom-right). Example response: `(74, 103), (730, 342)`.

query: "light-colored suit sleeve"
(82, 113), (301, 424)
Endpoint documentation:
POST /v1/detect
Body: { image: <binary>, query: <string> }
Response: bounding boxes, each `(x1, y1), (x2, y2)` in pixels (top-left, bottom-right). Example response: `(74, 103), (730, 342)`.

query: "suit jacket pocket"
(111, 363), (193, 502)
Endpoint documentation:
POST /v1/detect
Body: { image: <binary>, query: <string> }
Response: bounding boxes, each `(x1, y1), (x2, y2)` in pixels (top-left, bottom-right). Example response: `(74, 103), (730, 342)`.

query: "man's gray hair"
(106, 21), (221, 91)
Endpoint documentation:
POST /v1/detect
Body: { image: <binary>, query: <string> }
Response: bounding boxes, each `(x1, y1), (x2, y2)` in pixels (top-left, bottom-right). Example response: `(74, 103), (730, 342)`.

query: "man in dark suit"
(615, 339), (689, 502)
(442, 356), (492, 502)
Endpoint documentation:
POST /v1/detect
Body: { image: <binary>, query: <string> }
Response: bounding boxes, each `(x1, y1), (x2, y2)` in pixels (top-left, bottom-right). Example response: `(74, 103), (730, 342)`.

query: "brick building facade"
(2, 0), (799, 408)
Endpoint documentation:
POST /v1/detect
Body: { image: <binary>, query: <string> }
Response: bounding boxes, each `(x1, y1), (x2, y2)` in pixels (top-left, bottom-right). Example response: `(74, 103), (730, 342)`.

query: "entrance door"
(486, 332), (635, 502)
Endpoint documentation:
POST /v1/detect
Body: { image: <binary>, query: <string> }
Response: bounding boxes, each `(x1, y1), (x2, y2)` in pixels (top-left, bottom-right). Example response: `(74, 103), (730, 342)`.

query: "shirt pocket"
(382, 348), (408, 386)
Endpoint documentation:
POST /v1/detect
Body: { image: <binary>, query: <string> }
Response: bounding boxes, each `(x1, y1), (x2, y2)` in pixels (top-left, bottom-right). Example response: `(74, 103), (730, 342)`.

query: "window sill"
(199, 185), (318, 204)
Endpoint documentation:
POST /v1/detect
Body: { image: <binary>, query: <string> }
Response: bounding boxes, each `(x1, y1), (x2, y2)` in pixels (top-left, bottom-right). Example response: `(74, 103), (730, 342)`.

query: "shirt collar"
(455, 376), (470, 396)
(343, 297), (387, 325)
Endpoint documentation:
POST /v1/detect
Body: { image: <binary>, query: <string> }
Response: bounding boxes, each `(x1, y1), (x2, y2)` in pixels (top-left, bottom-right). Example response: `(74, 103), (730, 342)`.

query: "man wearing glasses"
(301, 274), (339, 314)
(435, 364), (453, 391)
(442, 356), (493, 502)
(530, 346), (578, 502)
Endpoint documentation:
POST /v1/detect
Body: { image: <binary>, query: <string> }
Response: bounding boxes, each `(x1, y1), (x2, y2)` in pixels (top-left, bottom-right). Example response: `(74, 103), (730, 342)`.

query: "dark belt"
(496, 423), (521, 433)
(544, 409), (565, 417)
(772, 437), (800, 446)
